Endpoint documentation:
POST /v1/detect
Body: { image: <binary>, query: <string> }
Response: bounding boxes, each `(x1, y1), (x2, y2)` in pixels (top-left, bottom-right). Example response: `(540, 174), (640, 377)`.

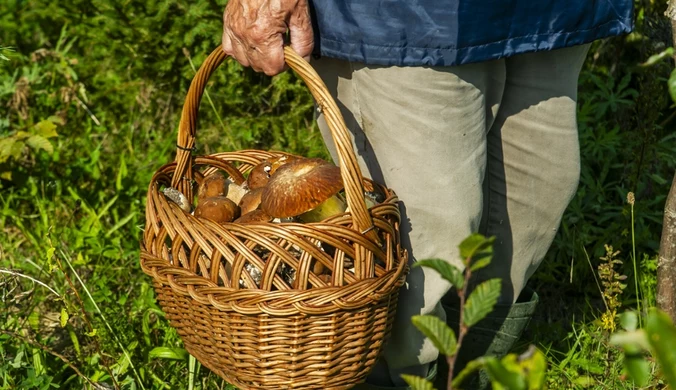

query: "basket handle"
(171, 46), (379, 244)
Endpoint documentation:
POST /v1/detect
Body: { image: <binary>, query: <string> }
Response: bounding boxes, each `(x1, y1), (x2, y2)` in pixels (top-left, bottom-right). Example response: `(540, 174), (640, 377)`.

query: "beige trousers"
(313, 44), (590, 383)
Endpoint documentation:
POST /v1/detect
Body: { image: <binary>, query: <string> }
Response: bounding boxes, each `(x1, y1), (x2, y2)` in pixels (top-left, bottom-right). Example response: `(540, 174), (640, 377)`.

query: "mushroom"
(163, 187), (192, 213)
(198, 171), (227, 200)
(225, 179), (247, 205)
(247, 160), (272, 190)
(234, 209), (273, 223)
(194, 196), (240, 223)
(260, 158), (347, 223)
(238, 187), (264, 216)
(246, 155), (300, 190)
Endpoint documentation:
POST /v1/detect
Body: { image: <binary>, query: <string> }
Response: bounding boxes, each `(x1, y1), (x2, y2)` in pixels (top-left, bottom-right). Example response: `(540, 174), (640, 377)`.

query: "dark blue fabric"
(309, 1), (634, 67)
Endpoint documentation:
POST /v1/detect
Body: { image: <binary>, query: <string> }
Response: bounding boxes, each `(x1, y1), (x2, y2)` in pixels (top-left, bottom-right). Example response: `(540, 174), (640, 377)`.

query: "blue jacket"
(309, 1), (633, 66)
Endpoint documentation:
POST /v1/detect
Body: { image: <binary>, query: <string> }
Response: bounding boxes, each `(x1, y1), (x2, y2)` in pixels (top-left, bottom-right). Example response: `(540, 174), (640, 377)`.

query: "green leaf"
(26, 135), (53, 154)
(619, 311), (638, 331)
(609, 329), (650, 351)
(645, 308), (676, 386)
(469, 256), (491, 272)
(573, 376), (595, 387)
(485, 358), (527, 390)
(414, 259), (464, 289)
(452, 358), (486, 388)
(669, 68), (676, 105)
(0, 137), (17, 163)
(411, 315), (457, 356)
(149, 347), (189, 361)
(623, 353), (650, 387)
(463, 278), (501, 327)
(34, 119), (59, 138)
(458, 234), (495, 268)
(60, 308), (69, 328)
(640, 47), (674, 67)
(516, 347), (547, 390)
(85, 328), (97, 337)
(400, 374), (435, 390)
(10, 139), (24, 160)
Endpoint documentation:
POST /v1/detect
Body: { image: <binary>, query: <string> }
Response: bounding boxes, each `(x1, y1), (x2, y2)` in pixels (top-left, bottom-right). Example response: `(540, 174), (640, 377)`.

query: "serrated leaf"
(411, 315), (457, 356)
(463, 278), (501, 327)
(485, 358), (526, 390)
(414, 259), (464, 288)
(400, 374), (435, 390)
(60, 308), (69, 327)
(149, 347), (189, 361)
(458, 234), (495, 265)
(34, 119), (59, 138)
(669, 68), (676, 105)
(469, 256), (491, 272)
(640, 47), (674, 67)
(645, 308), (676, 386)
(26, 135), (53, 154)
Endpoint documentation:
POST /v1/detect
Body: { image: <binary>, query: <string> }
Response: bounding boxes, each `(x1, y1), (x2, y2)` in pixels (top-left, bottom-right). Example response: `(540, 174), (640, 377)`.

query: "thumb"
(288, 3), (314, 60)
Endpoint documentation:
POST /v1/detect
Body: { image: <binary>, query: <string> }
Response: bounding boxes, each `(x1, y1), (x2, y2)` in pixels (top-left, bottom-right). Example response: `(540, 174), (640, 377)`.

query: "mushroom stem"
(299, 195), (347, 222)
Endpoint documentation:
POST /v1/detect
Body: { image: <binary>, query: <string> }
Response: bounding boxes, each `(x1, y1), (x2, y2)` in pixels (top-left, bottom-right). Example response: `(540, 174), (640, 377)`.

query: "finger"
(288, 3), (314, 61)
(250, 36), (286, 76)
(222, 30), (234, 56)
(229, 33), (252, 68)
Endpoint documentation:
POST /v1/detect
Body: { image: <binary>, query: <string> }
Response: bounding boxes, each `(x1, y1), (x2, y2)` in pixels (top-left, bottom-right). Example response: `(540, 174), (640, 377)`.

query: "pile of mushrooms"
(163, 155), (386, 288)
(186, 155), (352, 225)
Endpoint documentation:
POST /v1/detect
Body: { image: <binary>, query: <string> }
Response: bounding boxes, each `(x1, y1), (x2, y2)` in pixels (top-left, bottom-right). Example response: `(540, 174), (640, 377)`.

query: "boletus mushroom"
(238, 187), (264, 216)
(194, 196), (240, 224)
(198, 171), (227, 199)
(260, 158), (347, 223)
(234, 209), (273, 223)
(246, 155), (300, 190)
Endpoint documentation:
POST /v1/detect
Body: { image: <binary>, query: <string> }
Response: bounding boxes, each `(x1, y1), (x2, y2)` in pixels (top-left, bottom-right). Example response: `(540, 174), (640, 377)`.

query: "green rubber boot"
(435, 288), (539, 390)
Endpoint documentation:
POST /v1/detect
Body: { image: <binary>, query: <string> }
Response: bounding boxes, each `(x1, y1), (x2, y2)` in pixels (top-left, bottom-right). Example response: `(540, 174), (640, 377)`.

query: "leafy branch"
(402, 234), (547, 390)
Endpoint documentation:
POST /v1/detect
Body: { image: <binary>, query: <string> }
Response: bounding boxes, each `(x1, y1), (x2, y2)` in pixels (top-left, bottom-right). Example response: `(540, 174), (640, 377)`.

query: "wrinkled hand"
(222, 0), (313, 76)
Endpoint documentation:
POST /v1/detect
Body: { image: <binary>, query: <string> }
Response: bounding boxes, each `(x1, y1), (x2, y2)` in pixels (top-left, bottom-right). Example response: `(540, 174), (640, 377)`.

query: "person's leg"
(443, 43), (591, 388)
(312, 57), (506, 386)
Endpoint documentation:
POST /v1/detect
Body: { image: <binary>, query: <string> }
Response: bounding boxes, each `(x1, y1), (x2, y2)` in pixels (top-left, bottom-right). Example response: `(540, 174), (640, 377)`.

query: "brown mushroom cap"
(268, 154), (300, 176)
(194, 196), (240, 224)
(198, 171), (227, 200)
(234, 209), (273, 223)
(246, 161), (272, 190)
(246, 155), (300, 190)
(238, 187), (264, 216)
(260, 158), (344, 218)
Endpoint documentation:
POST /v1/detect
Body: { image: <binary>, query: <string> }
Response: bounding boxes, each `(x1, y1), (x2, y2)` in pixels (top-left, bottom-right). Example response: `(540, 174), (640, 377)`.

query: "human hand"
(222, 0), (313, 76)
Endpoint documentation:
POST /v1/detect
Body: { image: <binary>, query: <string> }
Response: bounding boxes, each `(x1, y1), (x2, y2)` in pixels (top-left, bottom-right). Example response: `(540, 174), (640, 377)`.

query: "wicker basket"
(140, 46), (408, 390)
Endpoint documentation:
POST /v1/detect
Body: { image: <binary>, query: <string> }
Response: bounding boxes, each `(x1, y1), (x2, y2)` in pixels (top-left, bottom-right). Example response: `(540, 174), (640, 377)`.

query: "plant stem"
(447, 260), (473, 390)
(629, 194), (642, 328)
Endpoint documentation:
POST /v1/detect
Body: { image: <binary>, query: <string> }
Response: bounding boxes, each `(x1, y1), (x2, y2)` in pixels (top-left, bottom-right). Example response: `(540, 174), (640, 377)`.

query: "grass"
(1, 0), (675, 389)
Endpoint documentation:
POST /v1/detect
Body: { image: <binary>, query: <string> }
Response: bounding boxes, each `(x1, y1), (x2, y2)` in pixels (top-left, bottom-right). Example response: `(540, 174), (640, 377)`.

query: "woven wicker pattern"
(140, 47), (408, 389)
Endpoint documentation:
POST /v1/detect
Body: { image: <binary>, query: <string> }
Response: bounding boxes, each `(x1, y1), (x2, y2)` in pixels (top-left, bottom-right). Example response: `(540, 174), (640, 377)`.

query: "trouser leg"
(312, 56), (506, 385)
(445, 44), (591, 388)
(472, 43), (591, 303)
